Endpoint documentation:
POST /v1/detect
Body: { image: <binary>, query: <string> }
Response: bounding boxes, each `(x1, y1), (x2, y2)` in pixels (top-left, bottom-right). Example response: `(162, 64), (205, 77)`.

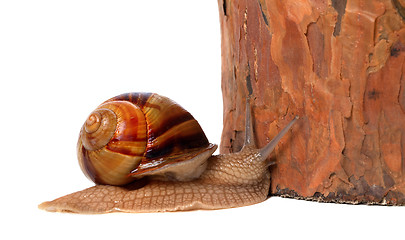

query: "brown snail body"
(39, 92), (298, 213)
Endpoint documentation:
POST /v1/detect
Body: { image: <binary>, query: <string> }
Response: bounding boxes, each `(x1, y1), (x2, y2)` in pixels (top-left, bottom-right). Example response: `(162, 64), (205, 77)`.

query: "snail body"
(39, 92), (298, 213)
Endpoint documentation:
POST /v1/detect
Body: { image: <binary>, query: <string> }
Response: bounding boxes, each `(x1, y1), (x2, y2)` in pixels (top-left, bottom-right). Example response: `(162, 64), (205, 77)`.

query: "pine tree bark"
(218, 0), (405, 205)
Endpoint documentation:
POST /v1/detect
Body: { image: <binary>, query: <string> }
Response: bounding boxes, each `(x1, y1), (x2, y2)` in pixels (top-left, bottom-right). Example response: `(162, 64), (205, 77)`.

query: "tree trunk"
(218, 0), (405, 205)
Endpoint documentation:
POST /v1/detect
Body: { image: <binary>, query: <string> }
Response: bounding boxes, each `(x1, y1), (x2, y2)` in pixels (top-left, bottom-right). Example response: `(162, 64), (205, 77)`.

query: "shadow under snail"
(39, 92), (298, 214)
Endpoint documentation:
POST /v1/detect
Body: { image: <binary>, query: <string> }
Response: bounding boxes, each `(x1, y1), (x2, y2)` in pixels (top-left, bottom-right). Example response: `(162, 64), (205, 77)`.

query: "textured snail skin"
(39, 148), (270, 213)
(39, 96), (298, 213)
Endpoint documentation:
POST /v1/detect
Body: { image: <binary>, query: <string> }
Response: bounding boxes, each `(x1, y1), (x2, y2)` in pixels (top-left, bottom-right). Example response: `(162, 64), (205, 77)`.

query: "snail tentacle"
(243, 97), (256, 148)
(258, 116), (299, 163)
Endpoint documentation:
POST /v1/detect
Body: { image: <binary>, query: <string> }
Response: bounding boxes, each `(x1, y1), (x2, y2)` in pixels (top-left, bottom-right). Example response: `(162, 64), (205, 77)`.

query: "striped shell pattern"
(77, 92), (217, 186)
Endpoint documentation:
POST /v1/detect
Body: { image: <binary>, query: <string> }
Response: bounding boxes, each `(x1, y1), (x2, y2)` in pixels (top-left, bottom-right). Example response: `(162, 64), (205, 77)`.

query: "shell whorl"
(81, 108), (117, 151)
(78, 100), (148, 185)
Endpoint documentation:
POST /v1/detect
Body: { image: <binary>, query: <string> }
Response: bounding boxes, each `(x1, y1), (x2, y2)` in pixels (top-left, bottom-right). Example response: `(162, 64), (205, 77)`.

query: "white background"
(0, 1), (403, 239)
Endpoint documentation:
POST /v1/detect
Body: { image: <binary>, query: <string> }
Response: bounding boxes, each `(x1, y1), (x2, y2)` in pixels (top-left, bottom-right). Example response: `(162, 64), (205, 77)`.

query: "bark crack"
(222, 0), (228, 17)
(253, 47), (258, 83)
(399, 57), (405, 114)
(392, 0), (405, 21)
(332, 0), (348, 36)
(257, 0), (269, 26)
(243, 6), (248, 40)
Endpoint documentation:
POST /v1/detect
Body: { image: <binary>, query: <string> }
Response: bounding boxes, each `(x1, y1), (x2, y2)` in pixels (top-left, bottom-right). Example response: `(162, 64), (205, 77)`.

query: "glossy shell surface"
(78, 92), (215, 185)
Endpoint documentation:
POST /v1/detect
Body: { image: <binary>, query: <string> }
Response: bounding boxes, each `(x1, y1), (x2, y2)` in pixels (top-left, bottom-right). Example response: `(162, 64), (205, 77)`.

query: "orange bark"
(219, 0), (405, 204)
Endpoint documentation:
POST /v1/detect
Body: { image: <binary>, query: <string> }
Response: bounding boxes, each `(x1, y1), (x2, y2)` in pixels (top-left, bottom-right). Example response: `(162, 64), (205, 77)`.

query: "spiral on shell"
(77, 92), (216, 186)
(81, 109), (117, 151)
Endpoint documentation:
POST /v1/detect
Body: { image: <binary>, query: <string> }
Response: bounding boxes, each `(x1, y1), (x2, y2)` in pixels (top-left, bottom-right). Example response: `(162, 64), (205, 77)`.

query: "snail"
(39, 92), (298, 213)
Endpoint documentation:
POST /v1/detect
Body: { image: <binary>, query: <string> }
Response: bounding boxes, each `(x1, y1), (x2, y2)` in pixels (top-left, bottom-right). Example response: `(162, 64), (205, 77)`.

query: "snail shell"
(77, 92), (217, 186)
